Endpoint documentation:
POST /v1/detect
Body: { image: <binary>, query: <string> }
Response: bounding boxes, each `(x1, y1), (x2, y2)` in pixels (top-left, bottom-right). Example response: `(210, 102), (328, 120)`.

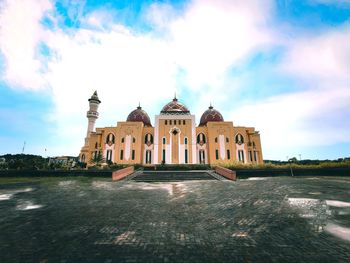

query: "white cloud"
(232, 87), (350, 146)
(0, 0), (276, 155)
(0, 0), (52, 89)
(168, 0), (274, 90)
(231, 25), (350, 159)
(144, 2), (179, 31)
(281, 26), (350, 84)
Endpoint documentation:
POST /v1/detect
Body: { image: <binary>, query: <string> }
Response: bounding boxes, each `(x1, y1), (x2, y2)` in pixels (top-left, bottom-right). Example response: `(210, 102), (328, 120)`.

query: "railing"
(112, 166), (134, 181)
(215, 166), (237, 181)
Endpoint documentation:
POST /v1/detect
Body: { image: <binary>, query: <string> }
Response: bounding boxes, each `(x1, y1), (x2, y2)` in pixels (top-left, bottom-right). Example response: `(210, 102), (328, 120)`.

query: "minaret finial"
(88, 90), (101, 103)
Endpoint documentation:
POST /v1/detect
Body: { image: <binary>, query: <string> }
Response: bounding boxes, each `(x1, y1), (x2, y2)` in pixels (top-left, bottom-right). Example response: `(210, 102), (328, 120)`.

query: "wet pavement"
(0, 176), (349, 262)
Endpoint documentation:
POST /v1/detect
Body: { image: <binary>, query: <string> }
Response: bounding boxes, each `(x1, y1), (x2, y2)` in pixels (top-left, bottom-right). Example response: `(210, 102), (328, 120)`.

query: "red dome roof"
(161, 97), (190, 114)
(199, 105), (224, 125)
(127, 105), (151, 126)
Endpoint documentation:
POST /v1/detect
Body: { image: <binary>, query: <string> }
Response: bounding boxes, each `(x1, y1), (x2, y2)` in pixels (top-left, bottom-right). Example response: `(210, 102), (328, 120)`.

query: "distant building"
(49, 156), (77, 168)
(80, 91), (263, 166)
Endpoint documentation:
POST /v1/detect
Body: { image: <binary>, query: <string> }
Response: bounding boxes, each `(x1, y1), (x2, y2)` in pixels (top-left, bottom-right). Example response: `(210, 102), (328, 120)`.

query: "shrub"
(143, 164), (210, 171)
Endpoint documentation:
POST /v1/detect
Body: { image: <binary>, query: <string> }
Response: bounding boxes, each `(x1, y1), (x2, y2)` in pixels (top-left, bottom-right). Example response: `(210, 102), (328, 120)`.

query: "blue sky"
(0, 0), (350, 160)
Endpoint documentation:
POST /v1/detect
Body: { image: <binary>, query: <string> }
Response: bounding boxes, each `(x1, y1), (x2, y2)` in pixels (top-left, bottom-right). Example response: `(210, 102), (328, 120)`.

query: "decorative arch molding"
(235, 133), (244, 145)
(105, 133), (115, 145)
(197, 133), (206, 145)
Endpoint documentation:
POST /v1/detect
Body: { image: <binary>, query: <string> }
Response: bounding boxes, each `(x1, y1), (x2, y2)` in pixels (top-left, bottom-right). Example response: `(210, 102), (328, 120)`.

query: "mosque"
(80, 91), (263, 166)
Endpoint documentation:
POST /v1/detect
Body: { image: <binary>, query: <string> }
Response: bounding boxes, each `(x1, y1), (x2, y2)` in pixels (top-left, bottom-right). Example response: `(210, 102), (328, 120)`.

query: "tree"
(90, 152), (105, 167)
(288, 157), (298, 163)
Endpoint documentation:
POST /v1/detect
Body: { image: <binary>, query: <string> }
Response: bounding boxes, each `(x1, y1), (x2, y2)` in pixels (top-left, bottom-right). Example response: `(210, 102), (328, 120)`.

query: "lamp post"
(288, 156), (294, 177)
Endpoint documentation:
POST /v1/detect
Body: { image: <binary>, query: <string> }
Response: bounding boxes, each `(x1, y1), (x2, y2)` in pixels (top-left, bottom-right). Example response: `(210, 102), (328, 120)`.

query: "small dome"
(161, 97), (190, 115)
(127, 105), (151, 126)
(199, 105), (224, 126)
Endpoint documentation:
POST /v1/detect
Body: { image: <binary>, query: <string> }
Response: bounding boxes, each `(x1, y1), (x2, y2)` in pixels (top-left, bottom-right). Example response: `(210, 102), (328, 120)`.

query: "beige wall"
(80, 120), (263, 166)
(206, 122), (235, 165)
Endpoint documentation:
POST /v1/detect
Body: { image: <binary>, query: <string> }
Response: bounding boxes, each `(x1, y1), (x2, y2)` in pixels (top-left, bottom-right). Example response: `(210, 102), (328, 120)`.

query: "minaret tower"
(84, 91), (101, 145)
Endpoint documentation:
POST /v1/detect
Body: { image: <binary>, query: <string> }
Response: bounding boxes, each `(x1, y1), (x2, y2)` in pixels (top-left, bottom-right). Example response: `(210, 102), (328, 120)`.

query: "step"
(131, 170), (217, 182)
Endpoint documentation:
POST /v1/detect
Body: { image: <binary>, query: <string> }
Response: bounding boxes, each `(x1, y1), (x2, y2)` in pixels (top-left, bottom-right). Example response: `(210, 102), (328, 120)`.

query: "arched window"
(235, 133), (244, 145)
(184, 137), (188, 145)
(121, 137), (125, 143)
(95, 142), (98, 149)
(132, 137), (136, 143)
(81, 154), (85, 162)
(162, 137), (166, 144)
(105, 133), (115, 144)
(197, 133), (206, 144)
(226, 137), (229, 143)
(215, 137), (218, 143)
(144, 134), (154, 144)
(252, 142), (256, 148)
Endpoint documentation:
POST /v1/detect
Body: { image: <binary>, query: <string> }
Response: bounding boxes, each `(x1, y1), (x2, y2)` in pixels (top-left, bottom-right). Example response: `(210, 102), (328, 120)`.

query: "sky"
(0, 0), (349, 161)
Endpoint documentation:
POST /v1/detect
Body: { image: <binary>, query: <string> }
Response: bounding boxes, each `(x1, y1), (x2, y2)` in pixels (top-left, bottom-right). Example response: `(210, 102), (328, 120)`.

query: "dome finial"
(209, 102), (213, 109)
(173, 92), (177, 101)
(137, 102), (141, 109)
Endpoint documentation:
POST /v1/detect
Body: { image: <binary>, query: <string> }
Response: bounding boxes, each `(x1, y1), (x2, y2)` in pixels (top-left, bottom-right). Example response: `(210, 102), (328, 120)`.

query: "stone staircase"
(131, 170), (220, 182)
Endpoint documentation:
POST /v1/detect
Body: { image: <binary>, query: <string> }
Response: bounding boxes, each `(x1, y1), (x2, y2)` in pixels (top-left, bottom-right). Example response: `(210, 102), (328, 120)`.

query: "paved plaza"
(0, 175), (349, 262)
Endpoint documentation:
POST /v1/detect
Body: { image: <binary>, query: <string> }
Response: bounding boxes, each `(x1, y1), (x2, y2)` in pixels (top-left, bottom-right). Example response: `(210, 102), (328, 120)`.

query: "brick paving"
(0, 175), (349, 262)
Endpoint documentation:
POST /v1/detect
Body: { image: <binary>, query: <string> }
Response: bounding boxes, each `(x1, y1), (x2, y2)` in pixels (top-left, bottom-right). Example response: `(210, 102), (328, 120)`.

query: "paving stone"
(0, 176), (349, 262)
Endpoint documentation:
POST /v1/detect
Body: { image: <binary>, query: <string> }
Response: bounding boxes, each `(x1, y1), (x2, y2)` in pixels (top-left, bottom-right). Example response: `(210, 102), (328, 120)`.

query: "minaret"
(84, 91), (101, 145)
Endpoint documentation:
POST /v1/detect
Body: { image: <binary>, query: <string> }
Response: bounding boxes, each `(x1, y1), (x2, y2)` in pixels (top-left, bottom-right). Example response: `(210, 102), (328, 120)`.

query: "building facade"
(80, 91), (263, 166)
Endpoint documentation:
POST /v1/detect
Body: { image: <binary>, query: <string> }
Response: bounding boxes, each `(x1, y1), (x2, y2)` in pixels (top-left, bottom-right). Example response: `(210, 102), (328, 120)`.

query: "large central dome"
(160, 97), (190, 115)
